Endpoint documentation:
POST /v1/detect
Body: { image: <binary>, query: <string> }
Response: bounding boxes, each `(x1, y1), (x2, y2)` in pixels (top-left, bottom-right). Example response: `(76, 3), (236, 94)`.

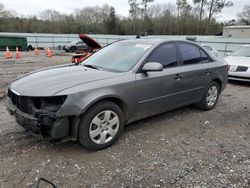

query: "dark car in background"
(6, 39), (228, 150)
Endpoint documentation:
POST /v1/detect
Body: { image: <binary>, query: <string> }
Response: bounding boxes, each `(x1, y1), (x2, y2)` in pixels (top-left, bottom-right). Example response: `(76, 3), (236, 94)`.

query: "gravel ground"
(0, 52), (249, 188)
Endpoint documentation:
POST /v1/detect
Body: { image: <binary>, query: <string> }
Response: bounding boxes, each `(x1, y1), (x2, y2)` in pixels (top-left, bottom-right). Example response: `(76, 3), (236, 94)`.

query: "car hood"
(225, 56), (250, 67)
(10, 65), (123, 96)
(79, 34), (102, 49)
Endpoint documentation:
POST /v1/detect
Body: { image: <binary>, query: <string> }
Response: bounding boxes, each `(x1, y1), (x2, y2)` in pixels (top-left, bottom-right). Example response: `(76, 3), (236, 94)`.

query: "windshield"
(232, 46), (250, 57)
(82, 42), (152, 72)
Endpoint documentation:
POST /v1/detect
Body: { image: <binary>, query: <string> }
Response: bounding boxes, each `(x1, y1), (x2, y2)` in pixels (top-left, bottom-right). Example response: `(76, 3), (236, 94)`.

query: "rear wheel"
(79, 101), (124, 150)
(197, 81), (220, 111)
(70, 46), (76, 52)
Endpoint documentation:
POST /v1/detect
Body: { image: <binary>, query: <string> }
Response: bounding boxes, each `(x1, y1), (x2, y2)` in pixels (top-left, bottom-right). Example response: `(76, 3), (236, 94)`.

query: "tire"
(71, 46), (76, 52)
(197, 81), (220, 111)
(26, 44), (34, 51)
(79, 101), (124, 150)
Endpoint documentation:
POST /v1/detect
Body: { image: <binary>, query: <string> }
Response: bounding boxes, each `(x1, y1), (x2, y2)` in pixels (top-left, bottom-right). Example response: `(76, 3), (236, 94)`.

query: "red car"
(72, 34), (102, 63)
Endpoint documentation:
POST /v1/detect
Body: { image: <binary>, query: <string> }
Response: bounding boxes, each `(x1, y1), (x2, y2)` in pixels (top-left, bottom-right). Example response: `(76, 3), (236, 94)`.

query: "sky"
(0, 0), (249, 22)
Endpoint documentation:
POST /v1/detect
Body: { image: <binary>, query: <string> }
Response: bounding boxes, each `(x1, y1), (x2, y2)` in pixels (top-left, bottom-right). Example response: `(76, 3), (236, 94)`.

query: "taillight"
(227, 64), (230, 72)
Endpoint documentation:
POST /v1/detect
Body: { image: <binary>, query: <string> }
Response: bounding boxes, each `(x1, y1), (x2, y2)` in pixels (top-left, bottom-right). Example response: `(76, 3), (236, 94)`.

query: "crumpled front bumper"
(6, 98), (69, 139)
(6, 98), (40, 133)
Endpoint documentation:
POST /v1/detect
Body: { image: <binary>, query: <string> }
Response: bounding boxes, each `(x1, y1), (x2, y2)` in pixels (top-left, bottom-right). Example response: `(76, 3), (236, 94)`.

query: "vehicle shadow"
(228, 80), (250, 87)
(123, 105), (200, 133)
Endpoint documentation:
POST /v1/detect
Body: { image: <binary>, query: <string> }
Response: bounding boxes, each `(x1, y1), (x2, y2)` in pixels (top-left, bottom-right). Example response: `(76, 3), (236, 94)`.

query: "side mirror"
(142, 62), (163, 72)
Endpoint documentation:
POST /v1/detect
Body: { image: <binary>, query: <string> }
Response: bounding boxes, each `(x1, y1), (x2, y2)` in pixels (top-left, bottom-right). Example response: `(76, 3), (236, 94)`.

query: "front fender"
(56, 73), (136, 118)
(56, 88), (134, 117)
(57, 88), (108, 116)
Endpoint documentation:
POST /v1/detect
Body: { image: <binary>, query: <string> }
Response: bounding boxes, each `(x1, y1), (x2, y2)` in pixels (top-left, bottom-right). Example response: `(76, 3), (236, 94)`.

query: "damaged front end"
(6, 89), (70, 139)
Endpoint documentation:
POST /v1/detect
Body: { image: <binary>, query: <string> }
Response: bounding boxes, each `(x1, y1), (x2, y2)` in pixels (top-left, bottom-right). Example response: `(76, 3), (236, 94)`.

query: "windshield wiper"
(83, 64), (101, 70)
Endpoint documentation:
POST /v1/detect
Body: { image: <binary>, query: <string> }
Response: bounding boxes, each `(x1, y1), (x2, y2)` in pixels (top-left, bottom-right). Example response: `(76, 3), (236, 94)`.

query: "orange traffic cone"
(5, 46), (12, 59)
(46, 48), (52, 58)
(15, 47), (21, 59)
(34, 47), (39, 55)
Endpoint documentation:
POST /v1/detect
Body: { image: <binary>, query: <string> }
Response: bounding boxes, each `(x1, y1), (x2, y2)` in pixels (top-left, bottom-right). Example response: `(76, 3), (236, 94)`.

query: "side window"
(200, 49), (210, 62)
(147, 43), (177, 68)
(179, 43), (201, 65)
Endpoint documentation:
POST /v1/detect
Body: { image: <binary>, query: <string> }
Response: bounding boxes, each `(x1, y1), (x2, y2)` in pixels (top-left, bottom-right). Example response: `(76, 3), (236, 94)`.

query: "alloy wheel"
(89, 110), (119, 144)
(206, 85), (218, 107)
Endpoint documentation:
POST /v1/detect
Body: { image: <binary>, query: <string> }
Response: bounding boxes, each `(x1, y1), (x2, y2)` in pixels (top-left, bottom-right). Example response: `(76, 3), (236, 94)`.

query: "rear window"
(200, 49), (210, 62)
(179, 43), (201, 65)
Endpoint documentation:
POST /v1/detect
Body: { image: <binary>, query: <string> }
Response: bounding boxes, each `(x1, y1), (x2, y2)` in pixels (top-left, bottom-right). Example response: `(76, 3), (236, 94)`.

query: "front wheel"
(197, 81), (220, 111)
(79, 101), (124, 150)
(70, 46), (76, 52)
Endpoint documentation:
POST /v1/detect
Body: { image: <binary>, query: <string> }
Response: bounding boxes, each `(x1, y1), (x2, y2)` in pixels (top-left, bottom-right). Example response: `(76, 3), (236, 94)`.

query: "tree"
(237, 5), (250, 25)
(176, 0), (192, 34)
(224, 19), (236, 26)
(193, 0), (207, 34)
(0, 3), (15, 18)
(105, 7), (116, 34)
(128, 0), (140, 33)
(193, 0), (207, 22)
(142, 0), (154, 15)
(39, 9), (62, 22)
(206, 0), (233, 33)
(207, 0), (233, 23)
(0, 2), (224, 35)
(141, 0), (154, 32)
(73, 5), (110, 33)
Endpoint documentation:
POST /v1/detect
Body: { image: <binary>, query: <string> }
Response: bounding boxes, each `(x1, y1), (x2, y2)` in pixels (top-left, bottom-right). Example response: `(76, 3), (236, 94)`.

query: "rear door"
(175, 42), (214, 103)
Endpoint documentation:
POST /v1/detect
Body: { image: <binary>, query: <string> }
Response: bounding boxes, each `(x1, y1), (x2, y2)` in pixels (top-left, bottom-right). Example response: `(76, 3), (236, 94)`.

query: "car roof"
(117, 38), (197, 46)
(201, 44), (211, 46)
(118, 39), (167, 45)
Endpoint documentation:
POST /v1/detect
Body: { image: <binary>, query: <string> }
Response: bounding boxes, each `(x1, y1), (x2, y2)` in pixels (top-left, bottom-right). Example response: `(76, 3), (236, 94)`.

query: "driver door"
(135, 42), (183, 116)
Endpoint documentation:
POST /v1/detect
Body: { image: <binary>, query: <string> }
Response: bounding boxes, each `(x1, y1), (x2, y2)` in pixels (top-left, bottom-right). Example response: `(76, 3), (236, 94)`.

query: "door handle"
(174, 73), (183, 81)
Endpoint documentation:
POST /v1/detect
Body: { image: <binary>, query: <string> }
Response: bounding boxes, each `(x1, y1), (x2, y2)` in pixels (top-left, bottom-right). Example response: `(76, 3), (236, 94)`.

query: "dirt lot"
(0, 51), (249, 188)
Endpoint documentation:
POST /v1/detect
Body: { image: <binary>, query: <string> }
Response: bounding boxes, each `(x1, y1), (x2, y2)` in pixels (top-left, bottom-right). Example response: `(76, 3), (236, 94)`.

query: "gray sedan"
(6, 39), (228, 150)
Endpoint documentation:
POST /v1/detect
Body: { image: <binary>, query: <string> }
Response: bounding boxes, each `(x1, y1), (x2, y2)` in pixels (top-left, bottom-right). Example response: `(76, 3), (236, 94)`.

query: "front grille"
(8, 89), (30, 114)
(8, 89), (67, 116)
(236, 66), (248, 72)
